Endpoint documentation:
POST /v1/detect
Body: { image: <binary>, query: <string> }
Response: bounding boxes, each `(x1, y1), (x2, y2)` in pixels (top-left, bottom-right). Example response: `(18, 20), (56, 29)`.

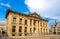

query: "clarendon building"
(6, 9), (49, 37)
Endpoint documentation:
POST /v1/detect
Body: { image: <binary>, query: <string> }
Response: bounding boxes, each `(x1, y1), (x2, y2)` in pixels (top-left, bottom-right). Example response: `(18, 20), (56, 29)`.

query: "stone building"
(0, 21), (6, 36)
(6, 9), (49, 37)
(50, 22), (60, 35)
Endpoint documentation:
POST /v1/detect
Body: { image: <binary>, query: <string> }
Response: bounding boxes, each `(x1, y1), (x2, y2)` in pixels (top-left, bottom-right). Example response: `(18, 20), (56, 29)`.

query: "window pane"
(19, 19), (22, 24)
(25, 34), (27, 36)
(13, 18), (16, 23)
(12, 26), (16, 32)
(12, 29), (15, 32)
(30, 19), (32, 25)
(34, 28), (36, 33)
(19, 26), (22, 32)
(12, 34), (15, 36)
(33, 20), (36, 26)
(19, 26), (22, 29)
(25, 20), (27, 25)
(40, 22), (42, 26)
(24, 27), (27, 32)
(19, 34), (22, 36)
(2, 31), (5, 34)
(13, 26), (16, 28)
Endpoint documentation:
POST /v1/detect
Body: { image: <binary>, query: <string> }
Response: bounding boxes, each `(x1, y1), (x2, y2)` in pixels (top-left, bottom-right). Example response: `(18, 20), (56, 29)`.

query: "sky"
(0, 0), (60, 28)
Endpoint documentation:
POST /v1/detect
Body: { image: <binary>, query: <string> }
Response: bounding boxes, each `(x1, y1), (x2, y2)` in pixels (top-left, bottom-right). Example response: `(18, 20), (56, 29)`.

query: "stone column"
(27, 19), (30, 36)
(39, 21), (41, 35)
(22, 18), (24, 36)
(16, 17), (19, 36)
(32, 20), (33, 36)
(36, 20), (39, 36)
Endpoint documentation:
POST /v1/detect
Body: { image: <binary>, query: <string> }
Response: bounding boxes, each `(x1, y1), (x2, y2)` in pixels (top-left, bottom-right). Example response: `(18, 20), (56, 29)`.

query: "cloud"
(25, 0), (60, 19)
(25, 0), (60, 27)
(0, 2), (11, 8)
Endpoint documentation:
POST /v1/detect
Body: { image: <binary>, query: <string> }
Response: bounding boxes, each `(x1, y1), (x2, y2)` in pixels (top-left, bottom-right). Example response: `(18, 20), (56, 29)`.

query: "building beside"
(0, 21), (7, 36)
(6, 9), (49, 37)
(50, 22), (60, 35)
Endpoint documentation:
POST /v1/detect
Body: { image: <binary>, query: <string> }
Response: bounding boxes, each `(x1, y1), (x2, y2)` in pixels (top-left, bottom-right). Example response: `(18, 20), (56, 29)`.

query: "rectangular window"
(33, 28), (36, 33)
(13, 17), (16, 23)
(41, 28), (42, 32)
(12, 29), (15, 32)
(19, 26), (22, 32)
(13, 26), (16, 28)
(46, 23), (47, 27)
(25, 20), (27, 25)
(40, 22), (42, 26)
(43, 23), (45, 27)
(12, 34), (15, 36)
(12, 26), (16, 32)
(2, 31), (5, 34)
(19, 19), (22, 24)
(30, 19), (32, 25)
(30, 28), (32, 33)
(33, 20), (36, 26)
(38, 21), (39, 26)
(25, 34), (27, 36)
(19, 34), (22, 36)
(25, 30), (27, 32)
(44, 28), (45, 32)
(24, 27), (27, 32)
(46, 29), (47, 32)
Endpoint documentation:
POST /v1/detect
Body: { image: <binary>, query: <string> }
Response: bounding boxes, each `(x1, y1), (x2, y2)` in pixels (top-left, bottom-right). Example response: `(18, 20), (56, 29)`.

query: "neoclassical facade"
(6, 9), (49, 37)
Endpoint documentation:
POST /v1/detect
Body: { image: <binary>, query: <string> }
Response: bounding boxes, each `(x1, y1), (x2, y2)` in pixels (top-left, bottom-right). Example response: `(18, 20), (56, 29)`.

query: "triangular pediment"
(29, 12), (42, 19)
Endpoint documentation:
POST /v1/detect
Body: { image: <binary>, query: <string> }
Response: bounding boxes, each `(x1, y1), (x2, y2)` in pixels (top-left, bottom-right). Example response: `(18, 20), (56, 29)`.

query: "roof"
(5, 9), (48, 22)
